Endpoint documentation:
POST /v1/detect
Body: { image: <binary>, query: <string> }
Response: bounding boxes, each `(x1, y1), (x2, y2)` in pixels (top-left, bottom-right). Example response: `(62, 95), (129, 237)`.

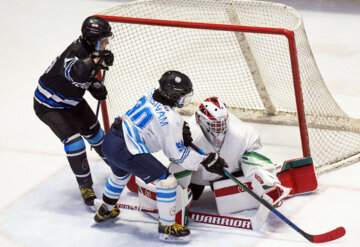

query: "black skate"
(79, 185), (97, 207)
(94, 204), (120, 223)
(158, 221), (190, 242)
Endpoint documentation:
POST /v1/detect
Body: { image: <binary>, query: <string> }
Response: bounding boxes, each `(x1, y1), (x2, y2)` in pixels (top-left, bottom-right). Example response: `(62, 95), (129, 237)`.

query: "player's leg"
(99, 123), (190, 241)
(93, 122), (131, 222)
(36, 109), (96, 207)
(129, 156), (190, 242)
(94, 167), (130, 223)
(75, 100), (107, 162)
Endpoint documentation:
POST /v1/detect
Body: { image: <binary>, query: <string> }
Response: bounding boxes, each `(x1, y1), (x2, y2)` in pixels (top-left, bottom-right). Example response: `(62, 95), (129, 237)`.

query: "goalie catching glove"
(88, 80), (107, 100)
(91, 50), (114, 70)
(201, 153), (228, 176)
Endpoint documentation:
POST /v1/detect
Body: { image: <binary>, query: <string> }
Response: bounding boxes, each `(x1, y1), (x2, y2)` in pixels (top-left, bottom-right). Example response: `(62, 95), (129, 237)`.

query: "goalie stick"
(189, 143), (346, 243)
(116, 203), (255, 230)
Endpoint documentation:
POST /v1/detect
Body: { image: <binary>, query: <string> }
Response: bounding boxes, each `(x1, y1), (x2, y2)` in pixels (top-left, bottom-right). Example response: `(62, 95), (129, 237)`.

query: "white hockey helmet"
(196, 97), (229, 147)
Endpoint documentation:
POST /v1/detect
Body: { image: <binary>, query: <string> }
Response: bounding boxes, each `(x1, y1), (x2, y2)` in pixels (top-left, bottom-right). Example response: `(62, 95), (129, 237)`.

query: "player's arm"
(240, 125), (275, 172)
(164, 121), (227, 175)
(65, 50), (114, 83)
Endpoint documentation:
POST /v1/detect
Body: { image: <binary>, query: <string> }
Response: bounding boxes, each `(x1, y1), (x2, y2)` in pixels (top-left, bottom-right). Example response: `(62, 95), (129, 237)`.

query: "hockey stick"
(95, 70), (106, 119)
(116, 203), (254, 230)
(189, 143), (346, 243)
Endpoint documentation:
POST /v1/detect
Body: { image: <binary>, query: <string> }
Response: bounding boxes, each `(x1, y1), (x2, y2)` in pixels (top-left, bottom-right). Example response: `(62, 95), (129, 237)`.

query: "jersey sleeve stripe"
(169, 147), (190, 164)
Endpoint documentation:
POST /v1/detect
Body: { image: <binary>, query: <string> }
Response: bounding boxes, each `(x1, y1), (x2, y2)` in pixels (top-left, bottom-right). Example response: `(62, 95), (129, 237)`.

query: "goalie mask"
(196, 97), (229, 147)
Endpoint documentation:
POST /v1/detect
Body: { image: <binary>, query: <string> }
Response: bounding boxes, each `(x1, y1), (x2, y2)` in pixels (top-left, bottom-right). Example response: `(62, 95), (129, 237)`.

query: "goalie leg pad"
(213, 177), (259, 215)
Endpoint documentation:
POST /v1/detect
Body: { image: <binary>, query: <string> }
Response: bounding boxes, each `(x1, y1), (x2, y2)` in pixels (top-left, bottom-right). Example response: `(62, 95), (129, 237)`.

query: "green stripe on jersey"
(243, 151), (272, 164)
(243, 161), (264, 167)
(174, 170), (192, 179)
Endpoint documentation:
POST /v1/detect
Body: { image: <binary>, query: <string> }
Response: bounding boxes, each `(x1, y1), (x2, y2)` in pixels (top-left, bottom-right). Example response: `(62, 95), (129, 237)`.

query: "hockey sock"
(84, 128), (107, 161)
(102, 172), (131, 210)
(155, 174), (177, 226)
(63, 133), (93, 187)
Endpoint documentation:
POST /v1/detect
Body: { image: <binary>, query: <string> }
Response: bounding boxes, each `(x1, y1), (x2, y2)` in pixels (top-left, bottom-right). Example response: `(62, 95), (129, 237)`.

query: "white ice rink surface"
(0, 0), (359, 246)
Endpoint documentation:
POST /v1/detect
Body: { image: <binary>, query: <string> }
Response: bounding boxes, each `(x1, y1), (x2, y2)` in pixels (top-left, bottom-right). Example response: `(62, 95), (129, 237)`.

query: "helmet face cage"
(196, 97), (229, 145)
(176, 91), (193, 108)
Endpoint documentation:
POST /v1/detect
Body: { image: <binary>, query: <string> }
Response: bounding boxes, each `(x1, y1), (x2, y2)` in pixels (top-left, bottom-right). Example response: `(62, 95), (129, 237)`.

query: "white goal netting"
(97, 0), (360, 175)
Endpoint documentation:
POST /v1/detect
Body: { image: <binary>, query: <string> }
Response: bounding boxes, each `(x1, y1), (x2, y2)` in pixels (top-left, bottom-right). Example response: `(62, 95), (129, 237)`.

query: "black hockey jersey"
(34, 38), (100, 110)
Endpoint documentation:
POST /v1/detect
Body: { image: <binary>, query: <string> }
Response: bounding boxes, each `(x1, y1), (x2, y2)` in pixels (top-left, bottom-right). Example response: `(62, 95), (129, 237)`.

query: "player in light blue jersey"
(93, 71), (227, 242)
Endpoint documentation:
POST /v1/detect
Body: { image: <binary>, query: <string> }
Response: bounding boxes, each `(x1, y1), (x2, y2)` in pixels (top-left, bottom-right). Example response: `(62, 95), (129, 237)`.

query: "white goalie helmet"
(196, 97), (229, 147)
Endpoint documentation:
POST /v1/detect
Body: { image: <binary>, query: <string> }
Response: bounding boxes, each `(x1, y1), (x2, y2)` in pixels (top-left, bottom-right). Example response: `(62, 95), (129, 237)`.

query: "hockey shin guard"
(63, 134), (93, 187)
(103, 172), (131, 210)
(155, 174), (177, 225)
(84, 127), (107, 162)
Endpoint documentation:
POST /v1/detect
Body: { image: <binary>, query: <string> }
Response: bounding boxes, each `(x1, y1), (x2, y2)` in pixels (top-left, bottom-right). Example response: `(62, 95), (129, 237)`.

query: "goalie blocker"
(136, 157), (317, 222)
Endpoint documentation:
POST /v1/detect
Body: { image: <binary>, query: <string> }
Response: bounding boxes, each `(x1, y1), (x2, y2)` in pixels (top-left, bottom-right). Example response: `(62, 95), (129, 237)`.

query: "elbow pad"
(69, 56), (96, 82)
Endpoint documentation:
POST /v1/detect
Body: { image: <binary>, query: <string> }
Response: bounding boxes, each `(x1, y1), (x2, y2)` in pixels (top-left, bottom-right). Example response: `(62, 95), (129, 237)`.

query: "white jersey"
(188, 112), (266, 185)
(122, 88), (203, 171)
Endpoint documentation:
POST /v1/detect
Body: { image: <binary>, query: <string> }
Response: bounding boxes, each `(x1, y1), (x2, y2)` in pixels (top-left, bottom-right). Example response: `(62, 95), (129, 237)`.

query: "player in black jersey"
(33, 16), (114, 208)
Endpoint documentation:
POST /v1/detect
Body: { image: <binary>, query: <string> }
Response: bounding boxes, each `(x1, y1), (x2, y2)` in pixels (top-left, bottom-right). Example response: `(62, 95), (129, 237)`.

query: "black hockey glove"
(88, 81), (108, 100)
(182, 121), (193, 147)
(91, 50), (114, 70)
(200, 153), (228, 176)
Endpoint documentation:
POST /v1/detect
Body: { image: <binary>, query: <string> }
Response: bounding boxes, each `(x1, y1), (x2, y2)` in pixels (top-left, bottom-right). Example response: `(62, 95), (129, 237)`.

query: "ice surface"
(0, 0), (359, 246)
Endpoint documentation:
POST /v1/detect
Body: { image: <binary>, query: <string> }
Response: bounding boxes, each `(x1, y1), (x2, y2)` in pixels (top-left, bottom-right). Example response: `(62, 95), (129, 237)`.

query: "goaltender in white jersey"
(169, 96), (291, 217)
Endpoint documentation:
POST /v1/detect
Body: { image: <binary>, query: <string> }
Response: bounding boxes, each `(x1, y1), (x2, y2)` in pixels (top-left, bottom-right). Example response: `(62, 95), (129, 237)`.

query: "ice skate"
(79, 185), (97, 207)
(158, 221), (190, 242)
(94, 203), (120, 223)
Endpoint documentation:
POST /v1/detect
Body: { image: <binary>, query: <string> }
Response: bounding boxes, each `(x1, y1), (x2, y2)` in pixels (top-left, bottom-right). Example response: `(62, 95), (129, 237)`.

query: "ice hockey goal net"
(96, 0), (360, 175)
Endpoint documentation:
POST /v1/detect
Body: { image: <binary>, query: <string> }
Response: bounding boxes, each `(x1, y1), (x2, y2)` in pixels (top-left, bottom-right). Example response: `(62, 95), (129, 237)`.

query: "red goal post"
(96, 0), (360, 175)
(97, 15), (310, 156)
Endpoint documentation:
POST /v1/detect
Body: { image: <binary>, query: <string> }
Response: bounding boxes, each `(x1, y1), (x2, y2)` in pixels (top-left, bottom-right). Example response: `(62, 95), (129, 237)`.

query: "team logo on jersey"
(254, 173), (264, 185)
(176, 141), (185, 153)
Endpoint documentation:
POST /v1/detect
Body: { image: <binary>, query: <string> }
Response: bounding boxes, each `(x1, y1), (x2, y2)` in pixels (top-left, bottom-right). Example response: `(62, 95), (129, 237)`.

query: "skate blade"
(159, 233), (191, 243)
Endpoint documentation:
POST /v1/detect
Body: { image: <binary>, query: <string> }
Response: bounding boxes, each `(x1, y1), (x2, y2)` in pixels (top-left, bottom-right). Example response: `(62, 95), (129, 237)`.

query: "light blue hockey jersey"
(122, 88), (204, 171)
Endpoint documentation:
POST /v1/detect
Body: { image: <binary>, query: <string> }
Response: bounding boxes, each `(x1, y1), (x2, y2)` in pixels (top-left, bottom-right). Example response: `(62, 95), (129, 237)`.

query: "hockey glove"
(200, 153), (228, 176)
(182, 121), (193, 147)
(91, 50), (114, 70)
(88, 81), (108, 100)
